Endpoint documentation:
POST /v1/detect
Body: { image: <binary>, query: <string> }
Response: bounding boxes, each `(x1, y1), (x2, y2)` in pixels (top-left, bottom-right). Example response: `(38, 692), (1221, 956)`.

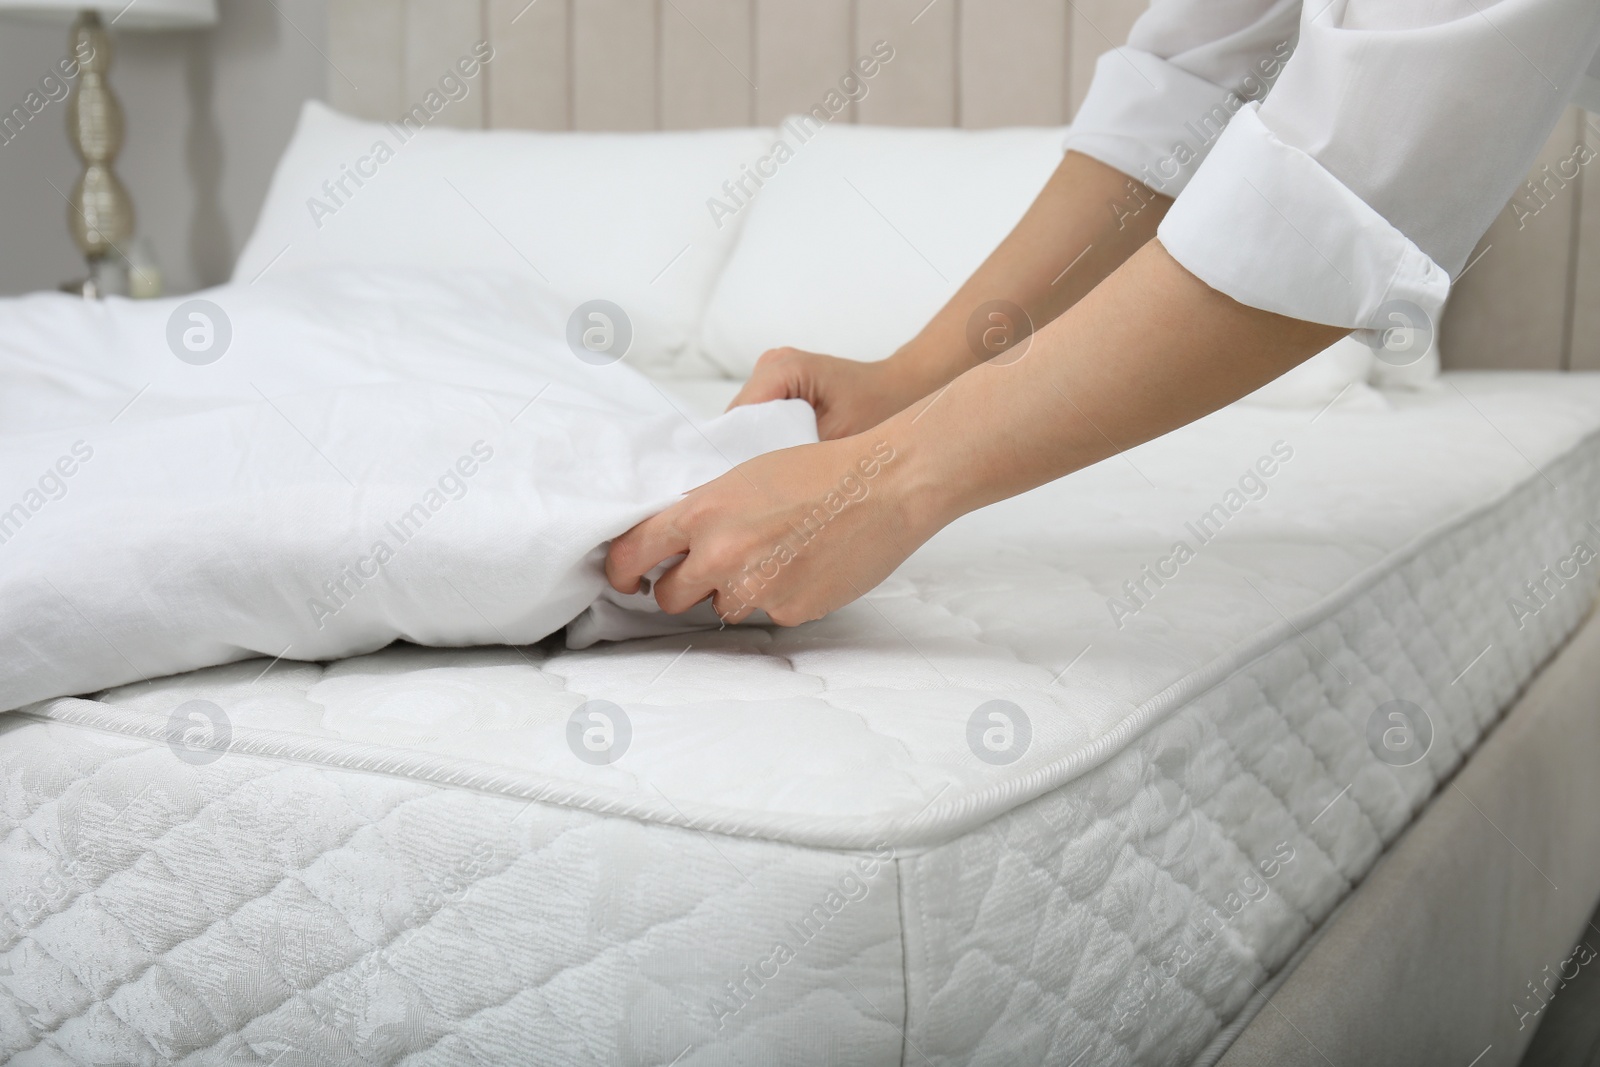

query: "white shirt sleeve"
(1064, 0), (1303, 197)
(1070, 0), (1600, 333)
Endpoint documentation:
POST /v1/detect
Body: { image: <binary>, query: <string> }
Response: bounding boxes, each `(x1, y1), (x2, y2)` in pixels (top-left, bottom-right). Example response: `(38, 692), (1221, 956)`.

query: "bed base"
(1213, 600), (1600, 1066)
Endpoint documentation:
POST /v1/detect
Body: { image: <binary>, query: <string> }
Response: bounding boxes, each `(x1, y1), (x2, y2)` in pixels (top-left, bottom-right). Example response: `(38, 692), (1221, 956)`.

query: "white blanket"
(0, 269), (814, 711)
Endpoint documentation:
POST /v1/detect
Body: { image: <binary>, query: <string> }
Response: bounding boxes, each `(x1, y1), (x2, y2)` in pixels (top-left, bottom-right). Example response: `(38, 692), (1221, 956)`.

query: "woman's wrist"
(849, 400), (968, 550)
(881, 337), (968, 407)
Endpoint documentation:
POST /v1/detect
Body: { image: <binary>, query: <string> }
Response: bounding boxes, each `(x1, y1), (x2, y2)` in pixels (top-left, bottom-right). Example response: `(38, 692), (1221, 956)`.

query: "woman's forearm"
(882, 151), (1174, 398)
(609, 241), (1349, 626)
(884, 240), (1349, 529)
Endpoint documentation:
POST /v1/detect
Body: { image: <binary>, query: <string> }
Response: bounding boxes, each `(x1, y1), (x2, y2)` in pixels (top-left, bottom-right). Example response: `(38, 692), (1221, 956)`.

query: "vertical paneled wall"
(753, 0), (854, 123)
(328, 0), (1598, 373)
(406, 0), (489, 127)
(661, 0), (754, 129)
(328, 0), (1081, 132)
(960, 0), (1069, 128)
(1444, 107), (1596, 371)
(485, 0), (569, 129)
(1568, 112), (1600, 371)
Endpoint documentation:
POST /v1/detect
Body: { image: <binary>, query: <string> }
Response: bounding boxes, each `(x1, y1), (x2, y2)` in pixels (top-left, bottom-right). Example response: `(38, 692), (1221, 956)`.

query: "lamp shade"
(0, 0), (217, 29)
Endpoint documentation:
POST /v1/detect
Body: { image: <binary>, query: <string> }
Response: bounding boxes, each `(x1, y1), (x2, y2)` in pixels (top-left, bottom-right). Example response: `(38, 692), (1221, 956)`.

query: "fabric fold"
(1157, 103), (1451, 332)
(1064, 47), (1250, 197)
(0, 272), (818, 711)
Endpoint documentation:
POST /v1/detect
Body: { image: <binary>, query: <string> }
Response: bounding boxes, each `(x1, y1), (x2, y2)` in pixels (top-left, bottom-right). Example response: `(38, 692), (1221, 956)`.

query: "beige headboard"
(328, 0), (1600, 372)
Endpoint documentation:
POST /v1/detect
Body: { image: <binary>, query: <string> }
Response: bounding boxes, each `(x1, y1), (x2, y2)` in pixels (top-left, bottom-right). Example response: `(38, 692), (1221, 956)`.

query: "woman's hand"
(605, 434), (932, 625)
(726, 348), (930, 441)
(611, 241), (1344, 633)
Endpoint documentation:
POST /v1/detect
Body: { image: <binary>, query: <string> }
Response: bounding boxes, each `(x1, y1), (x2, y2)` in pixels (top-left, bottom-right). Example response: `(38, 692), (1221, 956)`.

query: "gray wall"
(0, 0), (328, 296)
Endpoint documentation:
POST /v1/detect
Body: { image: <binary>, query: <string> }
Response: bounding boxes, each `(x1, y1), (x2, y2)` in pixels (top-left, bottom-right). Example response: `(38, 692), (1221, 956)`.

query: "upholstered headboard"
(327, 0), (1600, 372)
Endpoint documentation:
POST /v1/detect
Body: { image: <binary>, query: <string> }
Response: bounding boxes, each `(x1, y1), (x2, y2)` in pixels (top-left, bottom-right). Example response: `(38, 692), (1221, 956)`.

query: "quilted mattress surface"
(7, 373), (1600, 1065)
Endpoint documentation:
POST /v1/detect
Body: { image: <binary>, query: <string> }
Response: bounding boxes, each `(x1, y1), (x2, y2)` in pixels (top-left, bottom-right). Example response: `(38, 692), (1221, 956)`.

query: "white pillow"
(235, 101), (773, 377)
(697, 120), (1067, 376)
(1369, 334), (1442, 390)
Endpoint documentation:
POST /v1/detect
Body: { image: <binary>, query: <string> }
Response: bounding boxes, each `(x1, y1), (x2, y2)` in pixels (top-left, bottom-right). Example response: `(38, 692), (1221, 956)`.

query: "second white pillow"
(698, 119), (1068, 376)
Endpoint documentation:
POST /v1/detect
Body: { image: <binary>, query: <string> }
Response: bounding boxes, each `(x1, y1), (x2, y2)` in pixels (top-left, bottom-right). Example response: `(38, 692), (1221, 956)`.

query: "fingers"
(605, 509), (691, 594)
(726, 348), (808, 412)
(712, 588), (760, 625)
(652, 558), (719, 615)
(726, 371), (795, 412)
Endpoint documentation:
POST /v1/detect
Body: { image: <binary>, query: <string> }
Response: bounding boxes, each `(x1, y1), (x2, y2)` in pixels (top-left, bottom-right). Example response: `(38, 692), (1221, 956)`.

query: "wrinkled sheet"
(0, 268), (814, 710)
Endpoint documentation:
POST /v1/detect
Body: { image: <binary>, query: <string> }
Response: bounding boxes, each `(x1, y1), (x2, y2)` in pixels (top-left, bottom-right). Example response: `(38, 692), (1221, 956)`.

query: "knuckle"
(675, 499), (709, 530)
(701, 546), (739, 578)
(717, 596), (751, 624)
(655, 582), (692, 615)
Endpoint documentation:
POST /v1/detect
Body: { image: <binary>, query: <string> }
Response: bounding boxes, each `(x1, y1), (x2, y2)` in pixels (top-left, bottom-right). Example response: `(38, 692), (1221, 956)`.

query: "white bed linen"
(234, 102), (775, 377)
(0, 270), (815, 712)
(8, 372), (1600, 1064)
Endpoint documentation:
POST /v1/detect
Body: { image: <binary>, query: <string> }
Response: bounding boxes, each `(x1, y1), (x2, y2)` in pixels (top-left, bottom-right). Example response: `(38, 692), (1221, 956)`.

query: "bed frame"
(325, 3), (1600, 1063)
(1209, 601), (1600, 1066)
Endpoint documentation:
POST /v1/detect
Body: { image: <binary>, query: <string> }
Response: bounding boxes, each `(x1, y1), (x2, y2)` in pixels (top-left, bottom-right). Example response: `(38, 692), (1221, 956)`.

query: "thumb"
(726, 363), (801, 412)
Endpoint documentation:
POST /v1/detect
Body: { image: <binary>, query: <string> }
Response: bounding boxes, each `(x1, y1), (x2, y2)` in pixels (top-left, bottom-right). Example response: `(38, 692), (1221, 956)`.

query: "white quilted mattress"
(7, 372), (1600, 1065)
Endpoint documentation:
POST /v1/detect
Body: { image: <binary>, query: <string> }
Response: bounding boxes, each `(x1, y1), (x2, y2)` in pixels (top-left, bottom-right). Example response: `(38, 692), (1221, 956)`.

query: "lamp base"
(66, 12), (135, 264)
(58, 277), (103, 299)
(59, 255), (130, 299)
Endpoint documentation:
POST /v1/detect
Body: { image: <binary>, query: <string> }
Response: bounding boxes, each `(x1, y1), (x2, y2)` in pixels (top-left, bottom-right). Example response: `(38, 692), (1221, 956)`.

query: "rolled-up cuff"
(1157, 103), (1451, 334)
(1064, 48), (1242, 197)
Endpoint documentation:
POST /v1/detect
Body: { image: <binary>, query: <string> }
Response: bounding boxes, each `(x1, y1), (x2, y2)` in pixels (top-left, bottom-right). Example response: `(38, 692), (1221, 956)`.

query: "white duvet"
(0, 269), (815, 712)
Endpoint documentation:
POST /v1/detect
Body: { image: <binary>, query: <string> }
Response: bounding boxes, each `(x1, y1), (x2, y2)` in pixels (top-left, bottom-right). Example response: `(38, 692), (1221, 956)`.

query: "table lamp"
(0, 0), (218, 297)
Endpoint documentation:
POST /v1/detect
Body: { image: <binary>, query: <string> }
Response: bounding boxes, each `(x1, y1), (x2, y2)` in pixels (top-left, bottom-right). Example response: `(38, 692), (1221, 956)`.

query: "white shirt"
(1064, 0), (1600, 335)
